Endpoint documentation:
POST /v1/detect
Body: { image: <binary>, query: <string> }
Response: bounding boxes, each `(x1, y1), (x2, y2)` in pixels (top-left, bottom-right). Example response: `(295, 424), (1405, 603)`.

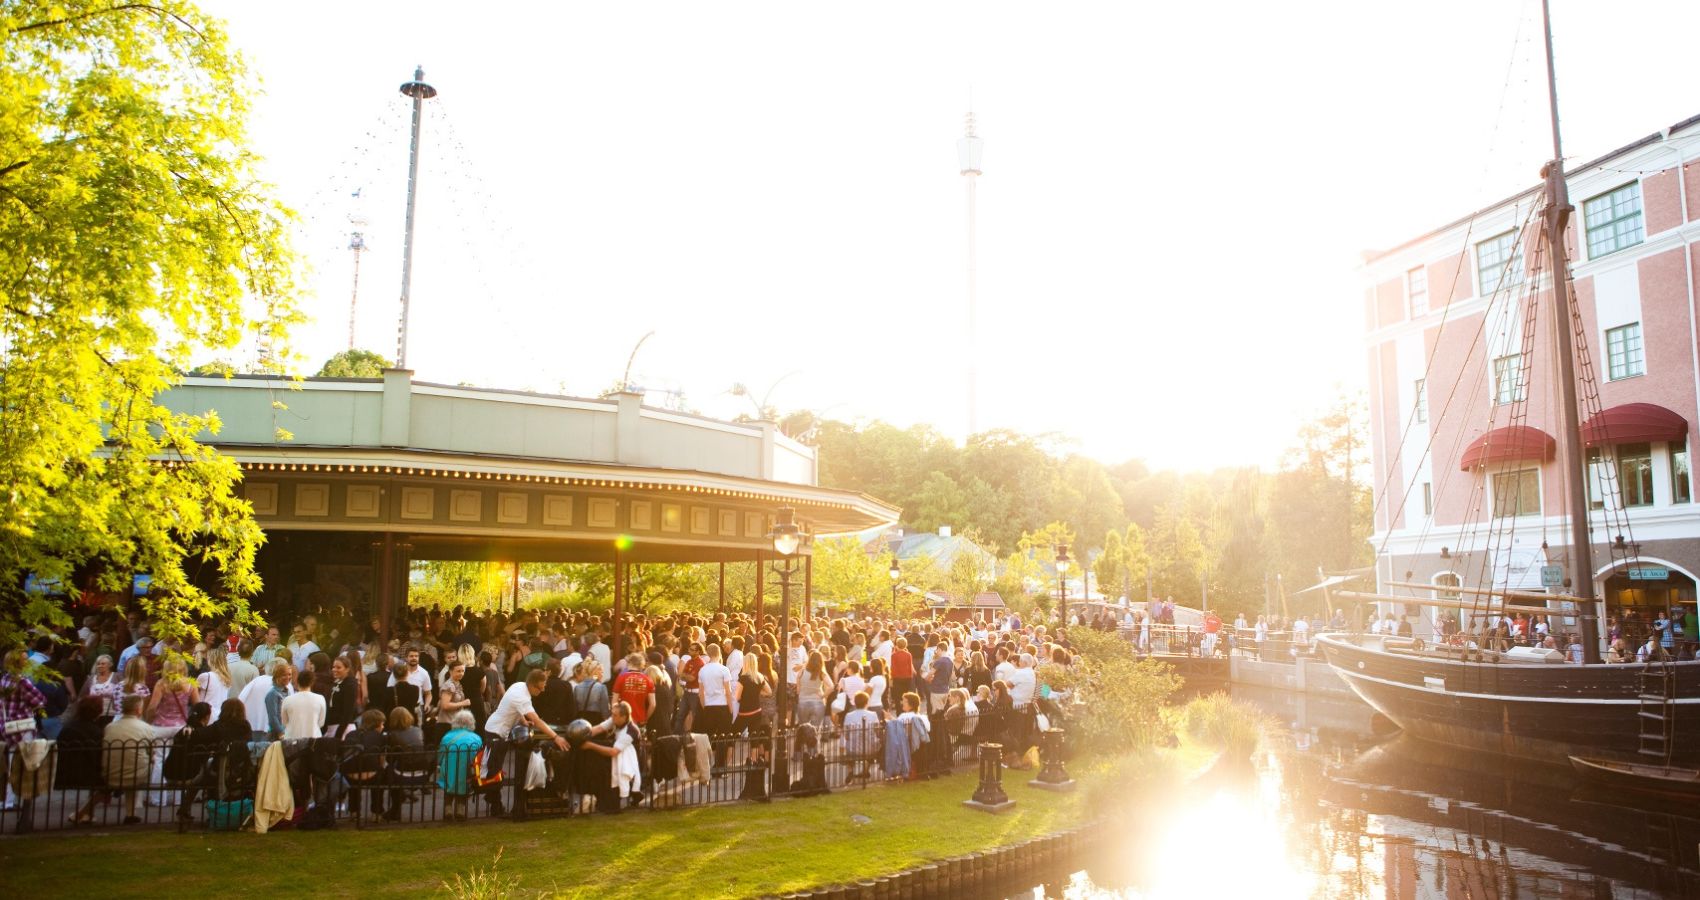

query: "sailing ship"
(1316, 3), (1700, 769)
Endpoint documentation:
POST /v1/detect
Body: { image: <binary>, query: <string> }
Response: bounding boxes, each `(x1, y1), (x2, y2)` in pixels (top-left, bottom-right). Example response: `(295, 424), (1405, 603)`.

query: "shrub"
(1177, 692), (1270, 760)
(1064, 627), (1181, 752)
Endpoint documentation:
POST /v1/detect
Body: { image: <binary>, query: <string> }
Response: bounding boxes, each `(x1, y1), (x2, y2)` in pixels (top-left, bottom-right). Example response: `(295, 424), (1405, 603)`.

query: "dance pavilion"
(158, 369), (900, 653)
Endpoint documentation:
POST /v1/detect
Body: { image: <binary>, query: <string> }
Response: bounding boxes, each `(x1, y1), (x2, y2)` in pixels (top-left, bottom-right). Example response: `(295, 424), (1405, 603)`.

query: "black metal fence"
(2, 708), (1051, 835)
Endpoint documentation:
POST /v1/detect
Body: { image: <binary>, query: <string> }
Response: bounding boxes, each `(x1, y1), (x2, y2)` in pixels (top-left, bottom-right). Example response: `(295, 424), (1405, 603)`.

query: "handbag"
(206, 798), (253, 831)
(523, 750), (547, 790)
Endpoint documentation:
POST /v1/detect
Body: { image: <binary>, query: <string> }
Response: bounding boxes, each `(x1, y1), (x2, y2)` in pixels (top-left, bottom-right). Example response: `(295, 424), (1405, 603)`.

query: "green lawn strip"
(2, 753), (1174, 898)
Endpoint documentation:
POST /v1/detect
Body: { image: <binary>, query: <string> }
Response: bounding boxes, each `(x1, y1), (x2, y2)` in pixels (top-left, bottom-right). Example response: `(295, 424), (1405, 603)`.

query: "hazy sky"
(201, 0), (1699, 472)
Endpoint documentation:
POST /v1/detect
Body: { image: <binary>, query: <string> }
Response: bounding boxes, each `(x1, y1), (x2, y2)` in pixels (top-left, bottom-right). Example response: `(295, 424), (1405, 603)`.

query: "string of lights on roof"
(151, 459), (854, 510)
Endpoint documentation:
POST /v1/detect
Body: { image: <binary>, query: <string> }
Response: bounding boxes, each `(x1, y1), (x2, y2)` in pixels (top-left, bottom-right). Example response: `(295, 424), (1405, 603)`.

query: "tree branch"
(15, 3), (204, 39)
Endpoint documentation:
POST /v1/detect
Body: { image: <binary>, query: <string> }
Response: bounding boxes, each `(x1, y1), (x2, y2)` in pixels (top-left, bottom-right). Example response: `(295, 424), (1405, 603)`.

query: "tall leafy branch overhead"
(0, 1), (300, 647)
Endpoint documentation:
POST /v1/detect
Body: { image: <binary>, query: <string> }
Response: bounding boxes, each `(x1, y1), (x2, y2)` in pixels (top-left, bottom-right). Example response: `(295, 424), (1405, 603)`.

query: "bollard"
(962, 742), (1016, 812)
(920, 864), (938, 896)
(1028, 727), (1076, 791)
(854, 879), (877, 900)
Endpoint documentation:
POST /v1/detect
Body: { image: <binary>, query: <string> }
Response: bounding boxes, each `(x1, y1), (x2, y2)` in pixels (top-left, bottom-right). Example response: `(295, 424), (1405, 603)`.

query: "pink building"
(1362, 114), (1700, 637)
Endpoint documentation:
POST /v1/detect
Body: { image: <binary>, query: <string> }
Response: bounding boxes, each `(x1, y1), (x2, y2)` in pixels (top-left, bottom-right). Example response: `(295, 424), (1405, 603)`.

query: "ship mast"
(1537, 0), (1601, 664)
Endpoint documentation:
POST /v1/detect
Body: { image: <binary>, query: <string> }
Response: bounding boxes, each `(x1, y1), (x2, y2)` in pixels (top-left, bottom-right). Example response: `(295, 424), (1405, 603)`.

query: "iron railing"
(1, 709), (1047, 834)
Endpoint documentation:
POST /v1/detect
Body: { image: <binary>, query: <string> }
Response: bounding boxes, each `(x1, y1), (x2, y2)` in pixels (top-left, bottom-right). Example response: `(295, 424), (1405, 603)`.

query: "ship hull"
(1317, 634), (1700, 766)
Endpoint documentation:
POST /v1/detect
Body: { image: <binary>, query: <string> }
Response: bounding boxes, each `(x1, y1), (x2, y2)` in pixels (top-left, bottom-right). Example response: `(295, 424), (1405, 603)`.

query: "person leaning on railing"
(437, 710), (482, 823)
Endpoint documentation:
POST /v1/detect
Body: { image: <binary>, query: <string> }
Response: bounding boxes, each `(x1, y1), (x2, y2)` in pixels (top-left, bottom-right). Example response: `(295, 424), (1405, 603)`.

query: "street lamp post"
(768, 507), (809, 748)
(888, 551), (902, 614)
(1055, 544), (1070, 629)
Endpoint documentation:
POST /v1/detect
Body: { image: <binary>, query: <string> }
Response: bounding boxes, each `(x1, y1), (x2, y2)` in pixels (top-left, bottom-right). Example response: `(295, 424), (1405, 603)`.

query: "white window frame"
(1476, 230), (1525, 295)
(1490, 468), (1541, 518)
(1583, 182), (1645, 259)
(1407, 265), (1428, 318)
(1414, 378), (1427, 424)
(1605, 322), (1645, 381)
(1492, 353), (1526, 405)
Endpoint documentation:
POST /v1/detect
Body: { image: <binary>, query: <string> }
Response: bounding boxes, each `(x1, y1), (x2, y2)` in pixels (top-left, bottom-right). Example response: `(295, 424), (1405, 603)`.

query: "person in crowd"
(436, 658), (473, 734)
(177, 699), (250, 821)
(612, 653), (655, 729)
(100, 694), (154, 825)
(228, 640), (260, 696)
(324, 654), (362, 737)
(865, 657), (889, 718)
(195, 652), (234, 724)
(251, 626), (283, 672)
(389, 648), (432, 724)
(144, 657), (196, 806)
(483, 669), (569, 816)
(644, 664), (675, 741)
(365, 651), (394, 714)
(455, 645), (486, 729)
(438, 710), (483, 823)
(734, 652), (770, 736)
(573, 659), (611, 723)
(61, 696), (110, 825)
(335, 708), (386, 819)
(280, 668), (325, 740)
(794, 650), (828, 730)
(384, 705), (434, 822)
(695, 644), (735, 757)
(82, 653), (123, 722)
(842, 690), (880, 779)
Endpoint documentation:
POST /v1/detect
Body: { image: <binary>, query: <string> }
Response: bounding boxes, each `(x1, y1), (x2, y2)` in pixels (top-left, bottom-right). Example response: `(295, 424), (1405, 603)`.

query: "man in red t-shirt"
(1201, 611), (1222, 657)
(613, 652), (655, 725)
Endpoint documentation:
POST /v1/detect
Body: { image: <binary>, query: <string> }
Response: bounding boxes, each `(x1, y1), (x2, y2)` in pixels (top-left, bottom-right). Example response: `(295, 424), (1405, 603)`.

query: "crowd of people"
(2, 601), (1081, 828)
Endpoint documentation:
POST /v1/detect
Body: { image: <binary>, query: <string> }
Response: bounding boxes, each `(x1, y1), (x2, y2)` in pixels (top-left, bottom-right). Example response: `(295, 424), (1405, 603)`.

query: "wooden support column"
(804, 553), (814, 629)
(373, 534), (394, 649)
(612, 548), (625, 662)
(755, 550), (765, 631)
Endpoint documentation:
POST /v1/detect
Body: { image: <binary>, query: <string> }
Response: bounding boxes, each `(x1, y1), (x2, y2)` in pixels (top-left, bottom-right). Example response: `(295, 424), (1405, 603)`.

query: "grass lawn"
(0, 750), (1197, 898)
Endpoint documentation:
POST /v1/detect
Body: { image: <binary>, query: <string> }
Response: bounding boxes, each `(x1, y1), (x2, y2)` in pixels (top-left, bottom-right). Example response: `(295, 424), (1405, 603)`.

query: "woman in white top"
(83, 654), (123, 720)
(834, 660), (867, 720)
(196, 653), (233, 722)
(864, 657), (888, 718)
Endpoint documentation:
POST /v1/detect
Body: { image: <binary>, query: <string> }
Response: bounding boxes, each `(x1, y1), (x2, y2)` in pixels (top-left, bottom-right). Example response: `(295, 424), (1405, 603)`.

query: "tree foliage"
(0, 2), (298, 647)
(316, 348), (392, 378)
(813, 390), (1371, 618)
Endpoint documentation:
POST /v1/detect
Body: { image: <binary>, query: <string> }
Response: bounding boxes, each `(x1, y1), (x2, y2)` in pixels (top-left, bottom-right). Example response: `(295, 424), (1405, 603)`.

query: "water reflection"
(1010, 684), (1700, 899)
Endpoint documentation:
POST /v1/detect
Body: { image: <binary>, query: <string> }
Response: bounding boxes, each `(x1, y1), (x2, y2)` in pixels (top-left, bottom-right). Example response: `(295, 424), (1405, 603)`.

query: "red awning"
(1581, 403), (1689, 448)
(1459, 425), (1556, 471)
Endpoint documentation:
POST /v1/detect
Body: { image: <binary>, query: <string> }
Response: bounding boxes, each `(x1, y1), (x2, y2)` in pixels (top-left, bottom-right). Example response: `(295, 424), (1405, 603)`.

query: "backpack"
(215, 740), (256, 802)
(163, 726), (199, 782)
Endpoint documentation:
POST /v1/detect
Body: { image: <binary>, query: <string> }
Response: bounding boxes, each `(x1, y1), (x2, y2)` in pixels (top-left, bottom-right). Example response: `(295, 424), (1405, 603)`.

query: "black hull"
(1317, 634), (1700, 767)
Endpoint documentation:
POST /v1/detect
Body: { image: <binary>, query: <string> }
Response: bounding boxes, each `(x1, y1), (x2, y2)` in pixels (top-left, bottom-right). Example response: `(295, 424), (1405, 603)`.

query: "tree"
(1094, 528), (1124, 599)
(1, 2), (298, 648)
(317, 348), (392, 378)
(809, 537), (890, 615)
(1122, 523), (1151, 601)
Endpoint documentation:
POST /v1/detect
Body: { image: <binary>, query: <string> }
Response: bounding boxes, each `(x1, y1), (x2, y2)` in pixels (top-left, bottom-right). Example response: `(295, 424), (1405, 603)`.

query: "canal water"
(1012, 684), (1700, 899)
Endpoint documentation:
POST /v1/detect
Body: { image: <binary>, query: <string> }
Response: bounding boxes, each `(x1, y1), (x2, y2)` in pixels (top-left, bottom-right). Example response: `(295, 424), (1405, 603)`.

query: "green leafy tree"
(810, 536), (891, 616)
(1, 2), (298, 647)
(1094, 528), (1124, 598)
(316, 348), (392, 378)
(1122, 523), (1151, 601)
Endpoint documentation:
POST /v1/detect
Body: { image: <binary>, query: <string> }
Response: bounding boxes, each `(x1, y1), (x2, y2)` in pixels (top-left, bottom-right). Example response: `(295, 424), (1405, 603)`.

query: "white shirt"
(237, 676), (274, 733)
(866, 674), (888, 708)
(787, 646), (807, 685)
(485, 681), (536, 737)
(280, 690), (325, 740)
(560, 652), (584, 678)
(389, 665), (433, 699)
(196, 672), (231, 721)
(290, 640), (319, 671)
(588, 642), (612, 683)
(872, 640), (894, 665)
(993, 660), (1015, 685)
(725, 649), (744, 683)
(699, 662), (733, 707)
(1007, 666), (1037, 708)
